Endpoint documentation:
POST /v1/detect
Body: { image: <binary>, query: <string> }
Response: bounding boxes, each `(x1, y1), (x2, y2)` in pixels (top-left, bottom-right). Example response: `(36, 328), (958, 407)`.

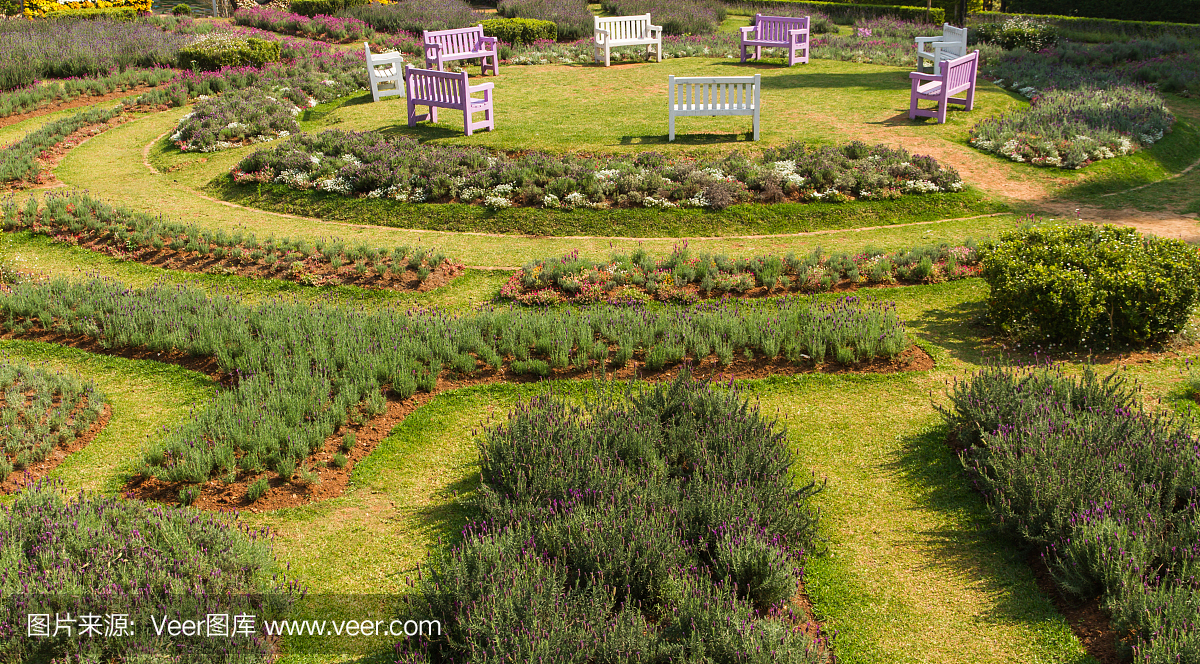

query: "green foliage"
(481, 17), (557, 44)
(290, 0), (368, 17)
(728, 0), (945, 25)
(177, 33), (282, 72)
(247, 476), (270, 501)
(972, 15), (1060, 50)
(1, 106), (123, 184)
(0, 357), (107, 473)
(41, 6), (139, 19)
(1001, 0), (1198, 26)
(940, 363), (1200, 663)
(0, 0), (19, 15)
(172, 3), (192, 14)
(980, 224), (1200, 345)
(401, 374), (828, 661)
(970, 10), (1200, 40)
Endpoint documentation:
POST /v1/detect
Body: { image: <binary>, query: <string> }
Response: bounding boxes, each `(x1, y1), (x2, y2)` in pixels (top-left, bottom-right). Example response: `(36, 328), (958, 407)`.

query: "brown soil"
(1027, 549), (1126, 664)
(1037, 201), (1200, 244)
(0, 115), (134, 193)
(0, 85), (157, 133)
(0, 402), (111, 495)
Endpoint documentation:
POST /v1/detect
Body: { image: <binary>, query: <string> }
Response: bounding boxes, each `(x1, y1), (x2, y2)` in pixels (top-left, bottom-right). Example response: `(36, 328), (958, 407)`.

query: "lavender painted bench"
(594, 14), (662, 67)
(405, 66), (495, 136)
(669, 74), (761, 141)
(364, 42), (404, 102)
(915, 23), (967, 74)
(423, 24), (499, 76)
(740, 14), (809, 66)
(909, 50), (978, 124)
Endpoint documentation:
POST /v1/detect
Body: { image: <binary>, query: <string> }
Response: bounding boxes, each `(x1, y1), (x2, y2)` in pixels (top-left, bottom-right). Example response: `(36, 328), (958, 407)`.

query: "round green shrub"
(177, 34), (282, 71)
(981, 224), (1200, 345)
(481, 17), (557, 44)
(172, 2), (191, 15)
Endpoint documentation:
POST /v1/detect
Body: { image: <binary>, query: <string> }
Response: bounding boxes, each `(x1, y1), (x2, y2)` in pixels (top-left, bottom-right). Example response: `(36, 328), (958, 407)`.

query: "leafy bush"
(980, 224), (1200, 344)
(496, 0), (590, 41)
(177, 33), (282, 71)
(970, 10), (1200, 41)
(289, 0), (368, 17)
(0, 276), (908, 489)
(42, 6), (140, 19)
(400, 374), (829, 662)
(340, 0), (483, 35)
(481, 17), (556, 44)
(21, 0), (148, 19)
(170, 86), (303, 152)
(0, 360), (106, 481)
(730, 0), (945, 24)
(1001, 0), (1198, 26)
(601, 0), (726, 35)
(173, 3), (191, 14)
(940, 363), (1200, 664)
(0, 481), (299, 662)
(972, 15), (1059, 50)
(237, 131), (964, 209)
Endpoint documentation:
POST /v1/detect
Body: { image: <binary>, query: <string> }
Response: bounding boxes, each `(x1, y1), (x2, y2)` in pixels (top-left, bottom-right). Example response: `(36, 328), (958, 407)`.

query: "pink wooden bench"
(423, 25), (499, 76)
(404, 66), (495, 136)
(740, 14), (809, 66)
(908, 50), (978, 124)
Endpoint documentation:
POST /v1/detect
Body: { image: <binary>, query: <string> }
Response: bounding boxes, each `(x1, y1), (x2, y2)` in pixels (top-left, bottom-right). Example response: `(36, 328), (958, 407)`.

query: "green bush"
(728, 0), (944, 25)
(481, 17), (557, 44)
(970, 10), (1200, 39)
(972, 15), (1060, 49)
(1001, 0), (1198, 26)
(41, 6), (139, 19)
(0, 0), (19, 16)
(172, 2), (191, 14)
(290, 0), (368, 17)
(981, 224), (1200, 345)
(177, 34), (282, 72)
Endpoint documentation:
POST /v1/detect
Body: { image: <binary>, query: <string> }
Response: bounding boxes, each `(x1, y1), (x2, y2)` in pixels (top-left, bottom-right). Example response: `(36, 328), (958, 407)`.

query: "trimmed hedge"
(177, 34), (282, 71)
(980, 224), (1200, 345)
(726, 0), (945, 24)
(999, 0), (1198, 25)
(969, 10), (1200, 37)
(41, 6), (139, 18)
(289, 0), (369, 17)
(22, 0), (148, 18)
(481, 16), (557, 43)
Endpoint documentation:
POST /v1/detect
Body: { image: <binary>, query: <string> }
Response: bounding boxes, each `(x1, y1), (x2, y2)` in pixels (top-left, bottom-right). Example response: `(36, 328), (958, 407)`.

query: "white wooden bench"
(915, 23), (967, 74)
(594, 14), (662, 67)
(364, 42), (404, 103)
(668, 75), (761, 142)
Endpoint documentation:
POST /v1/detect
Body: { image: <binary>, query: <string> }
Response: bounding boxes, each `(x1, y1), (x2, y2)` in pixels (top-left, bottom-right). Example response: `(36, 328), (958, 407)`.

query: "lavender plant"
(399, 374), (830, 663)
(0, 360), (106, 482)
(339, 0), (484, 36)
(233, 5), (373, 42)
(170, 86), (303, 152)
(0, 481), (300, 662)
(496, 0), (593, 42)
(235, 131), (964, 210)
(0, 105), (124, 185)
(0, 67), (177, 120)
(940, 363), (1200, 664)
(0, 277), (907, 489)
(601, 0), (726, 35)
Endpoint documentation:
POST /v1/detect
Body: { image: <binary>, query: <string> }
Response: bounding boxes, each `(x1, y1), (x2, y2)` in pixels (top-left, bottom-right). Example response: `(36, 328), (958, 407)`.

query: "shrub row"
(177, 32), (282, 71)
(726, 0), (945, 25)
(601, 0), (727, 36)
(0, 360), (106, 482)
(289, 0), (369, 17)
(998, 0), (1198, 26)
(0, 277), (907, 490)
(340, 0), (483, 36)
(501, 241), (982, 305)
(233, 5), (374, 42)
(481, 16), (558, 44)
(969, 10), (1200, 40)
(234, 130), (964, 211)
(980, 224), (1200, 345)
(0, 67), (177, 120)
(1, 191), (456, 290)
(940, 364), (1200, 664)
(0, 481), (298, 662)
(0, 105), (124, 185)
(21, 0), (149, 19)
(400, 374), (830, 662)
(496, 0), (587, 41)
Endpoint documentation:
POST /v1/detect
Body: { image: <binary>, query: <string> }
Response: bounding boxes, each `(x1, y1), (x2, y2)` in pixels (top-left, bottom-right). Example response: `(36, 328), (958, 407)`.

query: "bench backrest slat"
(408, 67), (468, 106)
(424, 25), (484, 56)
(940, 50), (978, 94)
(670, 75), (759, 109)
(754, 14), (807, 42)
(596, 14), (651, 40)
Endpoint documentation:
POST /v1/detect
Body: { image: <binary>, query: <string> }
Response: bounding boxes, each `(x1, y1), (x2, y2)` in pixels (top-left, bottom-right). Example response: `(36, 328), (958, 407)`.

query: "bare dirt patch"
(1027, 550), (1124, 664)
(0, 402), (111, 495)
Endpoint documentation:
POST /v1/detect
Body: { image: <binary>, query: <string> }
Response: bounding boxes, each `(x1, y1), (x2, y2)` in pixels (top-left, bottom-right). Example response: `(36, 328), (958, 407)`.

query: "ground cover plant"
(170, 86), (304, 152)
(0, 481), (300, 662)
(0, 67), (177, 120)
(496, 0), (591, 42)
(339, 0), (483, 36)
(980, 224), (1200, 345)
(234, 131), (964, 211)
(1, 105), (124, 186)
(810, 17), (1001, 68)
(0, 191), (462, 290)
(233, 5), (373, 43)
(601, 0), (727, 36)
(940, 363), (1200, 663)
(0, 358), (106, 483)
(0, 275), (907, 498)
(0, 18), (188, 91)
(501, 241), (982, 305)
(400, 373), (830, 662)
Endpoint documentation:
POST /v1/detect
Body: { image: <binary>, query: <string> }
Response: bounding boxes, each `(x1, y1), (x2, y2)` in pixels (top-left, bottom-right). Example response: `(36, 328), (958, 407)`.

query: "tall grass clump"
(496, 0), (592, 41)
(0, 277), (907, 490)
(601, 0), (726, 35)
(0, 359), (106, 482)
(399, 373), (830, 663)
(340, 0), (483, 35)
(940, 363), (1200, 664)
(0, 481), (301, 662)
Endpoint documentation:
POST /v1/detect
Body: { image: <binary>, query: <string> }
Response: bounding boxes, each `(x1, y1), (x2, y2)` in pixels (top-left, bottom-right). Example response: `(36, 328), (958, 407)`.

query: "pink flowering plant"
(233, 6), (373, 43)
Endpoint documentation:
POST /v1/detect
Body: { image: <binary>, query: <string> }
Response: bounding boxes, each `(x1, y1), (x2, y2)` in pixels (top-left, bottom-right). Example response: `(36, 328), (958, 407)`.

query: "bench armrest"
(469, 81), (495, 93)
(739, 26), (756, 33)
(648, 24), (662, 34)
(594, 27), (610, 37)
(909, 70), (943, 82)
(914, 36), (943, 44)
(480, 36), (498, 45)
(424, 42), (442, 53)
(789, 28), (808, 39)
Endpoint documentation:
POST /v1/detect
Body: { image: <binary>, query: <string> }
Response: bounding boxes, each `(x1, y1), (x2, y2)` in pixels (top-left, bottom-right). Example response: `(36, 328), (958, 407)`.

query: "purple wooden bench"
(909, 50), (978, 124)
(740, 14), (809, 66)
(404, 66), (495, 136)
(423, 24), (499, 76)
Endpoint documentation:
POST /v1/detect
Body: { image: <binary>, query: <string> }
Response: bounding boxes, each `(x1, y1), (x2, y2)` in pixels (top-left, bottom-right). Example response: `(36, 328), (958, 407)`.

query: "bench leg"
(755, 46), (761, 61)
(656, 41), (661, 62)
(909, 86), (919, 120)
(430, 105), (438, 124)
(936, 98), (947, 124)
(753, 109), (759, 141)
(964, 83), (976, 111)
(605, 45), (611, 67)
(669, 114), (675, 142)
(740, 44), (748, 63)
